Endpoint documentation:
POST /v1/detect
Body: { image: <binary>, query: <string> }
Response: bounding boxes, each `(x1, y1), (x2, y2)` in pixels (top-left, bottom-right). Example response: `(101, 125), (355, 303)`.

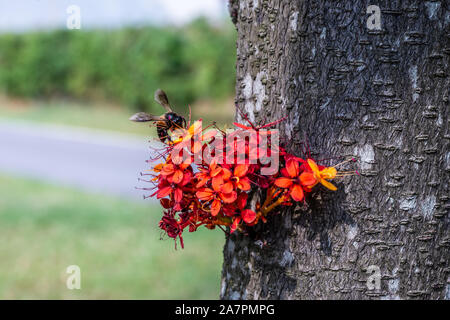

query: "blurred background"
(0, 0), (236, 299)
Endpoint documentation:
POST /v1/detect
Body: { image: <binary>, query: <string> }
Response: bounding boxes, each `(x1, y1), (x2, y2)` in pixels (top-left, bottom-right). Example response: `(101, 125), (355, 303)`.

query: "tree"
(221, 0), (449, 300)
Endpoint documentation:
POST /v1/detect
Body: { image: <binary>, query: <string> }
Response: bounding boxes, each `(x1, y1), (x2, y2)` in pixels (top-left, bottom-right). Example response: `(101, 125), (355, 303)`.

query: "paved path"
(0, 120), (159, 201)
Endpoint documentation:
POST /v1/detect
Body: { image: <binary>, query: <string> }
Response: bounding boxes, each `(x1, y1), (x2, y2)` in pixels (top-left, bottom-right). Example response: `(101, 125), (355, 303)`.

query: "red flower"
(153, 159), (194, 213)
(138, 112), (355, 248)
(230, 217), (241, 233)
(236, 192), (248, 210)
(241, 209), (256, 224)
(159, 211), (184, 249)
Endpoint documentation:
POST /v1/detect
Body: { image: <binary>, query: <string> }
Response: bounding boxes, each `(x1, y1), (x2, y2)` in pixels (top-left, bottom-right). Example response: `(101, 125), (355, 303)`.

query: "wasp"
(129, 89), (187, 143)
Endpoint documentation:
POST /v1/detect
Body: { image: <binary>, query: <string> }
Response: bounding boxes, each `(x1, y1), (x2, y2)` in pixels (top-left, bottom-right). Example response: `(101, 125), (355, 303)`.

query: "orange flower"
(195, 161), (224, 188)
(220, 164), (252, 194)
(159, 162), (191, 185)
(196, 187), (223, 216)
(171, 119), (217, 153)
(195, 163), (239, 216)
(171, 120), (203, 145)
(196, 184), (236, 216)
(301, 159), (337, 191)
(274, 158), (304, 201)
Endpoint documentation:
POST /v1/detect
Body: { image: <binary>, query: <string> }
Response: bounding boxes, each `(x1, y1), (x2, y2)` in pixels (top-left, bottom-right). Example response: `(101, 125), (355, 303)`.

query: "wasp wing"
(154, 89), (172, 112)
(129, 112), (164, 122)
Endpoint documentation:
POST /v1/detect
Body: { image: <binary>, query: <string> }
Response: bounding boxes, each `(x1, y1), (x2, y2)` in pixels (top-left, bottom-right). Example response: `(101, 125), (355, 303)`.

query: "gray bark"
(221, 0), (449, 300)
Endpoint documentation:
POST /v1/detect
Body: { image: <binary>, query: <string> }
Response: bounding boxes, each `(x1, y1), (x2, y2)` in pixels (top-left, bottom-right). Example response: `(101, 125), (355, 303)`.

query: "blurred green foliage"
(0, 19), (236, 112)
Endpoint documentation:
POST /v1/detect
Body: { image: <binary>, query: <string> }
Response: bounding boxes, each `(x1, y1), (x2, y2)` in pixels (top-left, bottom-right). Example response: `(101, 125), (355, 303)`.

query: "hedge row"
(0, 19), (236, 112)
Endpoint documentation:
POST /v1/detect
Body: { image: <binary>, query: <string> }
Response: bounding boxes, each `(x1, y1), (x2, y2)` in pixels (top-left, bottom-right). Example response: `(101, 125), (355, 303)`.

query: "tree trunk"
(221, 0), (449, 300)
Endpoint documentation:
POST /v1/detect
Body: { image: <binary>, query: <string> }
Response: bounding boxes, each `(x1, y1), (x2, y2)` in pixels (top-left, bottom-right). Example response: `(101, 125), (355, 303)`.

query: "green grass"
(0, 174), (225, 299)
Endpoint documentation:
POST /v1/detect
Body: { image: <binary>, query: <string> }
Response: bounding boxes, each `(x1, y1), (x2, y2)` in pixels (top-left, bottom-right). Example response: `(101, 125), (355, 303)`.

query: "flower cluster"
(143, 118), (356, 248)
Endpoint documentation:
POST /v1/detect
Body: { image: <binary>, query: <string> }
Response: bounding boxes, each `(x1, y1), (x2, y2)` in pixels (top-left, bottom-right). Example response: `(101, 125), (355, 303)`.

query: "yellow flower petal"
(320, 179), (337, 191)
(307, 159), (320, 175)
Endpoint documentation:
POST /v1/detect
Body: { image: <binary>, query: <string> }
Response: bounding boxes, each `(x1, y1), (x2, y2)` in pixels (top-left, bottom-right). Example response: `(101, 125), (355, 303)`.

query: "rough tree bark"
(221, 0), (449, 299)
